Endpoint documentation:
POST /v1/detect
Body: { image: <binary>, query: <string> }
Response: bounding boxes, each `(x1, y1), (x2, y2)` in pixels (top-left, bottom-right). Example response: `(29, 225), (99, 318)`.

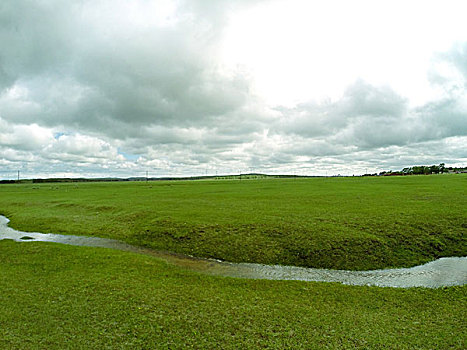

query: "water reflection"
(1, 215), (465, 288)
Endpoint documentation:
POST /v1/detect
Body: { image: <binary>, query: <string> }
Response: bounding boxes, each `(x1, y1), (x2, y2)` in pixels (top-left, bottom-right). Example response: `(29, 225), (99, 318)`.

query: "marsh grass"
(1, 176), (465, 348)
(0, 175), (465, 270)
(0, 241), (465, 349)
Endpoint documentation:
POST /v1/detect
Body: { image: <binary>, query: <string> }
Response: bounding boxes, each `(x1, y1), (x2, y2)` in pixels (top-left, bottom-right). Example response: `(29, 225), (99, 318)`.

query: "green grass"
(1, 175), (465, 348)
(0, 175), (466, 270)
(1, 240), (465, 349)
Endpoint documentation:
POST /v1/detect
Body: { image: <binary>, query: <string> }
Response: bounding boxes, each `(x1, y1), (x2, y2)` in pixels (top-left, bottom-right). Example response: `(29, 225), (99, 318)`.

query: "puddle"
(1, 215), (466, 288)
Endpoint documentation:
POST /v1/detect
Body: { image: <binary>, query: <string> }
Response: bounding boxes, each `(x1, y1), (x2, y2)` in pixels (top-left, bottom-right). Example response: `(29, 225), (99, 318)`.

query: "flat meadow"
(0, 174), (465, 348)
(1, 174), (465, 270)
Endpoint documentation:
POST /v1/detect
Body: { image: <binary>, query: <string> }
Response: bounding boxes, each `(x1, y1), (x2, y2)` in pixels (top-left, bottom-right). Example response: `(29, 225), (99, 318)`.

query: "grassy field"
(1, 240), (465, 349)
(0, 175), (465, 270)
(1, 175), (465, 348)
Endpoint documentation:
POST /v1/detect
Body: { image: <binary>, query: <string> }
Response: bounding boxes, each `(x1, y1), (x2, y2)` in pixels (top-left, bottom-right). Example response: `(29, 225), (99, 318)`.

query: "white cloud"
(44, 134), (123, 162)
(0, 119), (54, 150)
(0, 0), (465, 179)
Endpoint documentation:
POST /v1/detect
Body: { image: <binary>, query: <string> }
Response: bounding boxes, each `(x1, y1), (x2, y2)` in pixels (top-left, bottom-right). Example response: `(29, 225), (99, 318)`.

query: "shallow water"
(1, 215), (466, 288)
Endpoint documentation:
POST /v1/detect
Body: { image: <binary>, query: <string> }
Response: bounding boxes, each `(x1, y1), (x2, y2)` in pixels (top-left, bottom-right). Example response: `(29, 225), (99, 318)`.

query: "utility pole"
(17, 170), (20, 181)
(146, 170), (148, 182)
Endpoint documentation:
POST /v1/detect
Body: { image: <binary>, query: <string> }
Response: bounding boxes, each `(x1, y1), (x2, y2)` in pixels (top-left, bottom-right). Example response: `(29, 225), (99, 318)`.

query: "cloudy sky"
(1, 0), (466, 179)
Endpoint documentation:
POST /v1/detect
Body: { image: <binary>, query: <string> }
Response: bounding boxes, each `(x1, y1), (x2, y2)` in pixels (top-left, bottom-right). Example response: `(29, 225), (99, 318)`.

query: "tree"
(402, 167), (412, 175)
(412, 166), (424, 175)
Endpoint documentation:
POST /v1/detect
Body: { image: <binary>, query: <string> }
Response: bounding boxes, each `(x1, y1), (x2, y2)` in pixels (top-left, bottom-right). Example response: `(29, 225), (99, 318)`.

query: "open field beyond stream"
(0, 175), (466, 348)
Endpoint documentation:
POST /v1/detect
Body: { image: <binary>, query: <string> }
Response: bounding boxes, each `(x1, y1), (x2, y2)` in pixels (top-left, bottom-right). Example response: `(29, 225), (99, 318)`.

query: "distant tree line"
(0, 180), (17, 184)
(401, 163), (446, 175)
(0, 173), (314, 185)
(363, 163), (467, 177)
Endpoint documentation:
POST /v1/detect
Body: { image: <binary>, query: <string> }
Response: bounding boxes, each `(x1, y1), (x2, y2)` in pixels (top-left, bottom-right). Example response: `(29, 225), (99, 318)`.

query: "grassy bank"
(0, 175), (465, 270)
(0, 240), (465, 349)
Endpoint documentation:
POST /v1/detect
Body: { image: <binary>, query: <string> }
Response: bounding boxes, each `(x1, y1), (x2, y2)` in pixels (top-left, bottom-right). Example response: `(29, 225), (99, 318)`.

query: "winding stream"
(1, 215), (466, 288)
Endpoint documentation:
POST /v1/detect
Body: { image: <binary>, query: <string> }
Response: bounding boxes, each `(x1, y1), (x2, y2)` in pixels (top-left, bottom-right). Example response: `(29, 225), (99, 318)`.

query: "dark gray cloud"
(273, 78), (466, 151)
(272, 80), (409, 140)
(0, 0), (254, 132)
